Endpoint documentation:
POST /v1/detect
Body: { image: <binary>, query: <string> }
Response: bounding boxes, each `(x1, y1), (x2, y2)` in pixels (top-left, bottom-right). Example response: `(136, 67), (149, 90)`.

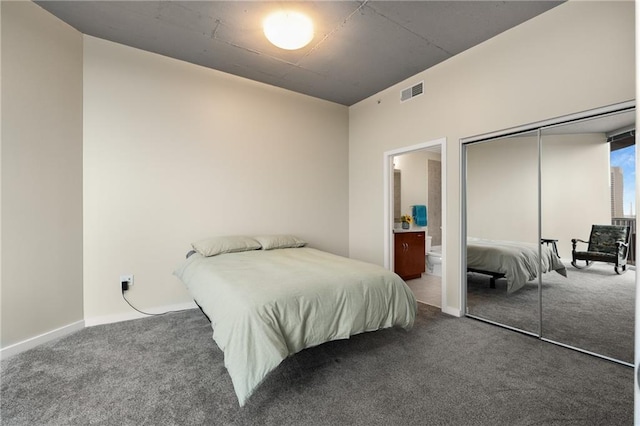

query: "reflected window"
(610, 144), (635, 218)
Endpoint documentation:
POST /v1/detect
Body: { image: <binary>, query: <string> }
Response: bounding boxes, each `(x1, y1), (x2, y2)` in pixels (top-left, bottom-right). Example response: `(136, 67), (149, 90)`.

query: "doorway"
(383, 138), (448, 312)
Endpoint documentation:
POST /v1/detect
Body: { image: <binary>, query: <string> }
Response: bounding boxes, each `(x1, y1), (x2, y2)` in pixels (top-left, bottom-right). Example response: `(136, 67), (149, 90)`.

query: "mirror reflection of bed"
(465, 129), (540, 335)
(463, 103), (635, 366)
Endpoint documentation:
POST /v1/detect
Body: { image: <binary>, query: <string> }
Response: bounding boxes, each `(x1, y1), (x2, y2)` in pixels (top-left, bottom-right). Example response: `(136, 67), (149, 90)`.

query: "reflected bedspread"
(467, 237), (567, 293)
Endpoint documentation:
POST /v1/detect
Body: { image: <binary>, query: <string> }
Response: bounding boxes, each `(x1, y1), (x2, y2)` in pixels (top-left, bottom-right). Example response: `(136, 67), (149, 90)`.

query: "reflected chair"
(571, 224), (631, 274)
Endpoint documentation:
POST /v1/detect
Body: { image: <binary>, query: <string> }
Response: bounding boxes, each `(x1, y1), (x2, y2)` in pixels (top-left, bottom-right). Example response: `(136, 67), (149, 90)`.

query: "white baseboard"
(84, 301), (198, 327)
(0, 302), (199, 359)
(0, 320), (85, 360)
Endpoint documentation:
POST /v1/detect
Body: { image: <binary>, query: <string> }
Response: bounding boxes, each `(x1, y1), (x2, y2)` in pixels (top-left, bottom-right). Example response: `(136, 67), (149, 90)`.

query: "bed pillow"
(191, 235), (262, 257)
(254, 235), (307, 250)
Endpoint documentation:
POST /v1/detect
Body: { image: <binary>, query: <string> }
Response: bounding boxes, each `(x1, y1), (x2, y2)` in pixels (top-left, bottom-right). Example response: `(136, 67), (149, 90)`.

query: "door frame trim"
(383, 137), (452, 314)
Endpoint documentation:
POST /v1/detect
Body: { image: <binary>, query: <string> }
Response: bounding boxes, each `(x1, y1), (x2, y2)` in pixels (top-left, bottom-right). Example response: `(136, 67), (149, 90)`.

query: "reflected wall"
(465, 131), (539, 335)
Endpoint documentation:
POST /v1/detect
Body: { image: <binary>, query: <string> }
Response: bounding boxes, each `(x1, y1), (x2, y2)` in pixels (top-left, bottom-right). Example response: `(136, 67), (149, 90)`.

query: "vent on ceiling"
(400, 81), (424, 102)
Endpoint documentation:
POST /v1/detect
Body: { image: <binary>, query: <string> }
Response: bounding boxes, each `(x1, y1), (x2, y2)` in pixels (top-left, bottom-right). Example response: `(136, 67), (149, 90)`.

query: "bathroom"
(393, 147), (442, 307)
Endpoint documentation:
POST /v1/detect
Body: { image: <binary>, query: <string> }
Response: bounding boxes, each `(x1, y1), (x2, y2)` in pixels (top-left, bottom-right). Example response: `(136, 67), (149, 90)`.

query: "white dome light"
(263, 11), (314, 50)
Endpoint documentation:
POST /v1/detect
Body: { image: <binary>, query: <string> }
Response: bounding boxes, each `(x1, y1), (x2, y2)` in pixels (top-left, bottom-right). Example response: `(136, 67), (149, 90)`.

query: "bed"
(467, 237), (567, 293)
(173, 235), (417, 406)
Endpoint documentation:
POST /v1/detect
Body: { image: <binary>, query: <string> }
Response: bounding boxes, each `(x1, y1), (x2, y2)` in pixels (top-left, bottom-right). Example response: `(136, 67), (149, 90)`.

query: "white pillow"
(191, 235), (261, 257)
(254, 235), (307, 250)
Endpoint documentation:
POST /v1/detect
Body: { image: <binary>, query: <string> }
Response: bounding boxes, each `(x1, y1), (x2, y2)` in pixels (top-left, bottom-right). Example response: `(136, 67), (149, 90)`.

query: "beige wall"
(466, 133), (611, 258)
(1, 1), (83, 347)
(83, 36), (349, 322)
(1, 0), (634, 345)
(348, 1), (635, 314)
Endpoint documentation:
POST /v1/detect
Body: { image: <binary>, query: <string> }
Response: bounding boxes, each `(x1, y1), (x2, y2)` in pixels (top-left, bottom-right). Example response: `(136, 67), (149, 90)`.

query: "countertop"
(393, 228), (426, 234)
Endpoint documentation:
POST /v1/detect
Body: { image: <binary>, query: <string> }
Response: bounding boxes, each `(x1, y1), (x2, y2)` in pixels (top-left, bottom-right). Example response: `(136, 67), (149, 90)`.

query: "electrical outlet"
(120, 274), (134, 289)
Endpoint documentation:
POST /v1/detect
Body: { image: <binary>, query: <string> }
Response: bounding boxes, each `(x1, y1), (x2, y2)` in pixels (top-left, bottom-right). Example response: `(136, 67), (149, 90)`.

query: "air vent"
(400, 81), (424, 102)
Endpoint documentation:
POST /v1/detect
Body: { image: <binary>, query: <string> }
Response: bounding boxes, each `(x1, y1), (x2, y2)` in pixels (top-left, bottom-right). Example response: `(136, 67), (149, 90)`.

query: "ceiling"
(35, 1), (563, 106)
(548, 110), (636, 137)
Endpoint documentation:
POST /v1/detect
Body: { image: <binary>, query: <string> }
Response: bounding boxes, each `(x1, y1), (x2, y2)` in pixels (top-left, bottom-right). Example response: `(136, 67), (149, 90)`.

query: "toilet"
(425, 236), (442, 276)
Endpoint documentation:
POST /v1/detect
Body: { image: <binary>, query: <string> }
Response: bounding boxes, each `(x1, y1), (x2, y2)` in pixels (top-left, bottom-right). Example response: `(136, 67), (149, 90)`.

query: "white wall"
(83, 37), (349, 323)
(1, 1), (83, 347)
(348, 1), (635, 314)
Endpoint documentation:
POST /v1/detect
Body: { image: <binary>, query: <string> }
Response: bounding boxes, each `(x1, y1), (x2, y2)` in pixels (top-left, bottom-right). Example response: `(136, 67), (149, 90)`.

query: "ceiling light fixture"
(263, 11), (314, 50)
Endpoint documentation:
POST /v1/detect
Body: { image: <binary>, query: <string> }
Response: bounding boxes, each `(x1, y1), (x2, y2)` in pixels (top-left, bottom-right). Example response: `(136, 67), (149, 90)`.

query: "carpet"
(467, 260), (635, 364)
(1, 304), (633, 425)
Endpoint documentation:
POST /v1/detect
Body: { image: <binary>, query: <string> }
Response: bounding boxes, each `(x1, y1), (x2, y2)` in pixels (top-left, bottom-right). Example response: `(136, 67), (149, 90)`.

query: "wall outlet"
(120, 274), (134, 289)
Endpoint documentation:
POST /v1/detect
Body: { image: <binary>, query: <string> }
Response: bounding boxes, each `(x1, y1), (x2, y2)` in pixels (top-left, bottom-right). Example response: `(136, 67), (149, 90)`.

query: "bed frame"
(467, 268), (505, 289)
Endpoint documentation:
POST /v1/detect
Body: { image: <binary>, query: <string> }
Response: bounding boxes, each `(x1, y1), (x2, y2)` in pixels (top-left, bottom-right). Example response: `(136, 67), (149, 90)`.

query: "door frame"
(383, 137), (451, 314)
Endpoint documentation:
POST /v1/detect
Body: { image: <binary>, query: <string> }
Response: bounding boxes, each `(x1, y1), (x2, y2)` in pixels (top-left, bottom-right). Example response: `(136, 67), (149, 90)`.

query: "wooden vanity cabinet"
(394, 231), (426, 280)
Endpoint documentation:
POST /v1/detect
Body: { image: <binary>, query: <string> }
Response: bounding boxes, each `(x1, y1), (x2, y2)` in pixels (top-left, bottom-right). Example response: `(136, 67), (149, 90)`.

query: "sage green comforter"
(467, 237), (567, 293)
(174, 247), (417, 406)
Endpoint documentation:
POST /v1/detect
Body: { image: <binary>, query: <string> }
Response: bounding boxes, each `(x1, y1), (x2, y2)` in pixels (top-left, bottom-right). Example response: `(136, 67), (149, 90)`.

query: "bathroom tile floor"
(406, 273), (441, 308)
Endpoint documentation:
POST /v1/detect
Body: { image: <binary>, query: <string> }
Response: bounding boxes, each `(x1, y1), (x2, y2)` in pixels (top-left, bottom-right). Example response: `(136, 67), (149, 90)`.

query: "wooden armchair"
(571, 224), (631, 274)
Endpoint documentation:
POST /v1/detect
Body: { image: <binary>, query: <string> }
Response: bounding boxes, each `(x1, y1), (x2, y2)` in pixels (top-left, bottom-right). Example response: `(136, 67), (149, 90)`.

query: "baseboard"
(441, 305), (462, 317)
(84, 301), (198, 327)
(0, 302), (200, 359)
(0, 320), (85, 361)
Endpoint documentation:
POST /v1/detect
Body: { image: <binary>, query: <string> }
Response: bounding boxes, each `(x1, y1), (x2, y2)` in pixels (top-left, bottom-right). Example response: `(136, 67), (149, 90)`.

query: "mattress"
(174, 247), (417, 406)
(467, 237), (567, 293)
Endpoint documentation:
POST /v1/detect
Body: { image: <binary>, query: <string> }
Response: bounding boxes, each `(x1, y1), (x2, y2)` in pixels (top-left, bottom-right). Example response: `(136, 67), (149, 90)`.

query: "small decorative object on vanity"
(400, 214), (412, 229)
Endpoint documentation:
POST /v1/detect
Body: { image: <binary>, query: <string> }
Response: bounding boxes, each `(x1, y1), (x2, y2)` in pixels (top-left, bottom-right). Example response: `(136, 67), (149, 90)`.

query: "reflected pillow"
(254, 235), (307, 250)
(191, 235), (261, 257)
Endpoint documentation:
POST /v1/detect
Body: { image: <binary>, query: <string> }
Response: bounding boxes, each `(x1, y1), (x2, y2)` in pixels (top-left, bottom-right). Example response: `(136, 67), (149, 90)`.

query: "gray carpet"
(467, 261), (635, 364)
(1, 304), (633, 425)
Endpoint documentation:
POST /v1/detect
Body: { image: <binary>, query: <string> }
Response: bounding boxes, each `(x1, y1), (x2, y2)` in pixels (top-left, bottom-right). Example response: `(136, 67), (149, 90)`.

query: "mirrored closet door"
(540, 109), (636, 365)
(463, 102), (635, 366)
(464, 130), (540, 335)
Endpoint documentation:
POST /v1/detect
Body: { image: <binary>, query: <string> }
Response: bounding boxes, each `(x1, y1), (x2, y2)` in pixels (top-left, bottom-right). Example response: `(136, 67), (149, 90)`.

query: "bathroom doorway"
(383, 138), (447, 310)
